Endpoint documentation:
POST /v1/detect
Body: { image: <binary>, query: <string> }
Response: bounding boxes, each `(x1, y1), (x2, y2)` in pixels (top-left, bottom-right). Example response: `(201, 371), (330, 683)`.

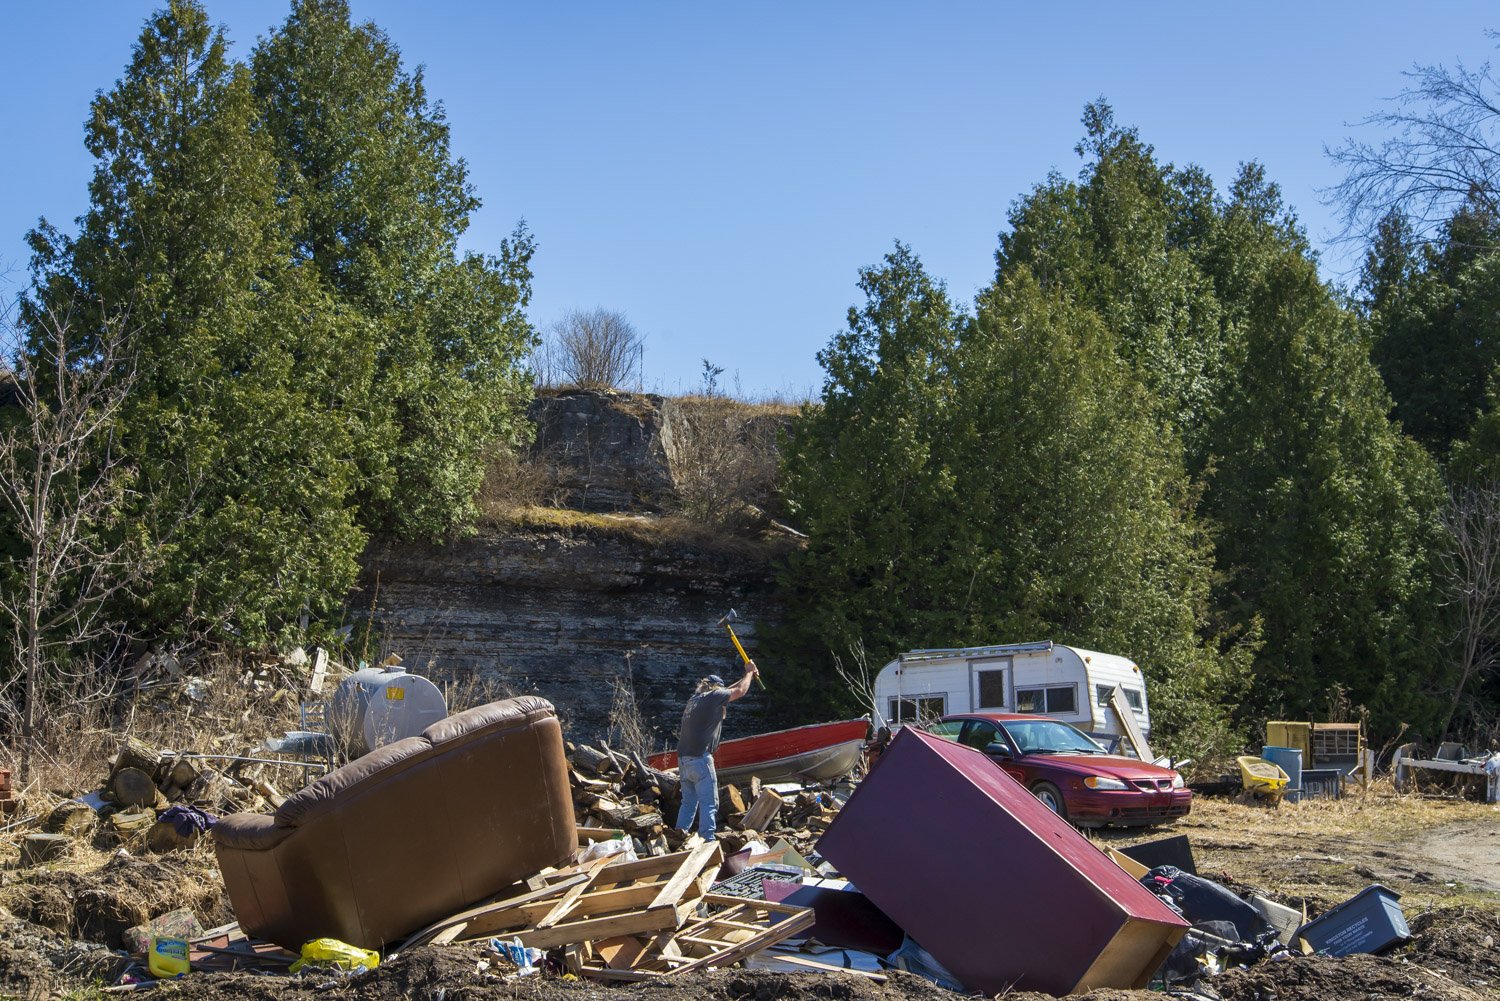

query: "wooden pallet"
(399, 841), (725, 952)
(579, 894), (816, 980)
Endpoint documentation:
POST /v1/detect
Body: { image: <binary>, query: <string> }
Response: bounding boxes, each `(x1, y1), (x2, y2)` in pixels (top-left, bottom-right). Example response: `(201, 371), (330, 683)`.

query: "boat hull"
(650, 718), (870, 784)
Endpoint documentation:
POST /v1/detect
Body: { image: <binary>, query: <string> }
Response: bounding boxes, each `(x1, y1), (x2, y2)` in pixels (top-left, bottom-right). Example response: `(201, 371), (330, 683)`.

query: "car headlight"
(1083, 775), (1128, 790)
(1170, 772), (1185, 789)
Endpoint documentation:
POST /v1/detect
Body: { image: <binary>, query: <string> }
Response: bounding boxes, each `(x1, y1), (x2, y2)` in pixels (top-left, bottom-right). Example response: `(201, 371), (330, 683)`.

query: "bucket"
(148, 936), (190, 978)
(1297, 884), (1409, 956)
(1262, 745), (1303, 803)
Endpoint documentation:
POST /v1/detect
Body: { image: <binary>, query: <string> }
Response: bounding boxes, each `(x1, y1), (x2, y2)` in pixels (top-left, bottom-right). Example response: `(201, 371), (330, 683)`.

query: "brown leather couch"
(213, 696), (576, 950)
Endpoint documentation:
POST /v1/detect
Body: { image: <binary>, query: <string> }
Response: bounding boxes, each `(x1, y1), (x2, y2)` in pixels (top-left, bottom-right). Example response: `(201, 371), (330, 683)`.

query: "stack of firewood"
(565, 742), (681, 856)
(564, 741), (851, 858)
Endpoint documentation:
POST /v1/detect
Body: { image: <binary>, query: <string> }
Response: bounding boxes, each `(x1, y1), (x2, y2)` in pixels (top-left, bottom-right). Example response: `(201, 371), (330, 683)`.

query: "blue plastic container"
(1262, 745), (1303, 804)
(1297, 884), (1410, 956)
(1300, 767), (1343, 800)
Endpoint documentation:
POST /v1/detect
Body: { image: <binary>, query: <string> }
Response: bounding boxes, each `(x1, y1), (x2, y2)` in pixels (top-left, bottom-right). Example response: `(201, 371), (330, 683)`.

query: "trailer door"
(969, 657), (1011, 711)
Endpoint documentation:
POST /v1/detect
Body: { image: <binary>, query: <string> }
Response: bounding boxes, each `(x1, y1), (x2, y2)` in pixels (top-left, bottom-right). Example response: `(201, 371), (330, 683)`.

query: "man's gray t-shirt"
(677, 687), (732, 757)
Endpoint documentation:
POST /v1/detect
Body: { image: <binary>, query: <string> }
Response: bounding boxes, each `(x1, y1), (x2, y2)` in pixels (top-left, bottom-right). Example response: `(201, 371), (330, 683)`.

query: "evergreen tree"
(1200, 169), (1448, 732)
(777, 246), (1248, 759)
(776, 244), (966, 693)
(998, 103), (1229, 470)
(994, 104), (1448, 734)
(252, 0), (537, 539)
(25, 1), (367, 641)
(1363, 203), (1500, 456)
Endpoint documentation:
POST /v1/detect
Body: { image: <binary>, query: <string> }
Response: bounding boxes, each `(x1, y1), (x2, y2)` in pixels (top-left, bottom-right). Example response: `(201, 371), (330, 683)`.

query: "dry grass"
(1094, 782), (1500, 914)
(482, 504), (799, 560)
(0, 836), (230, 945)
(605, 671), (661, 760)
(0, 652), (310, 828)
(671, 393), (804, 418)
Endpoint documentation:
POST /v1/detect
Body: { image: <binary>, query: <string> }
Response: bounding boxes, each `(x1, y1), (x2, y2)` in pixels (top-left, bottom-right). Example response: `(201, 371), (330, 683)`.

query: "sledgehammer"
(716, 608), (766, 689)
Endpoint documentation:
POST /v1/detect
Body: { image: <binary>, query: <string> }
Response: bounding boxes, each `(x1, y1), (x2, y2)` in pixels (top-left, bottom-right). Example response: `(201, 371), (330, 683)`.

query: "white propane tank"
(329, 665), (448, 758)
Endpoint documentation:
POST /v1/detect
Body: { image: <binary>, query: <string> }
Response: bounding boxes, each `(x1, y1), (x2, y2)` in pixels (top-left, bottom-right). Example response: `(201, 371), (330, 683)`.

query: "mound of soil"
(0, 850), (230, 948)
(149, 959), (969, 1001)
(0, 906), (127, 1001)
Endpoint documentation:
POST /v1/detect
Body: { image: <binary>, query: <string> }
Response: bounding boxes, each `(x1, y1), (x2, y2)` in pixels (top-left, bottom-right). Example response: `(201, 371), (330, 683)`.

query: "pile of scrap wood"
(565, 740), (848, 858)
(566, 741), (680, 855)
(19, 736), (296, 865)
(398, 840), (813, 980)
(125, 645), (352, 699)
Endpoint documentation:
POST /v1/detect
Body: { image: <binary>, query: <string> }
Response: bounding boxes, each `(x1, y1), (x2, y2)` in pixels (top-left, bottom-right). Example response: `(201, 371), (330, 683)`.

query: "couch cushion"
(275, 734), (434, 829)
(423, 695), (556, 747)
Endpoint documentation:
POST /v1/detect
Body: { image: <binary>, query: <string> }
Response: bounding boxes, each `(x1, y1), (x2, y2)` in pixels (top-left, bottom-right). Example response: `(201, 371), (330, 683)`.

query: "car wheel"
(1031, 781), (1067, 820)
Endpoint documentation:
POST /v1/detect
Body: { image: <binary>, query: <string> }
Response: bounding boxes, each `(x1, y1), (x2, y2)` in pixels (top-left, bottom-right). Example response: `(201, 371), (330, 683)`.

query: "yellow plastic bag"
(289, 938), (380, 974)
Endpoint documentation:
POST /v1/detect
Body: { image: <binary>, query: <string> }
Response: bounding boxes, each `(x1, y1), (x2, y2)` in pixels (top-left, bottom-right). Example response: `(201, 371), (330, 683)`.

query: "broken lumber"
(740, 789), (784, 832)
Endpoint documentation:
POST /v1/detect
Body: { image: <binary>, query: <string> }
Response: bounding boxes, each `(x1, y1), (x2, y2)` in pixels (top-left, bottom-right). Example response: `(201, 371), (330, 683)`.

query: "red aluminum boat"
(650, 718), (870, 784)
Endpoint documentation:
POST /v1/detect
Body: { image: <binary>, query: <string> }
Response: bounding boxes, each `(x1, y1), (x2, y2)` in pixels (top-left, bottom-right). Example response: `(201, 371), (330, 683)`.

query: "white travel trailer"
(872, 640), (1151, 743)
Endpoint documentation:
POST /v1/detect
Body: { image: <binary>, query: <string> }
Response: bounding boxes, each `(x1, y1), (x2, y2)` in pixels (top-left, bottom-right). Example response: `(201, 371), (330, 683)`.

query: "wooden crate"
(1312, 723), (1362, 765)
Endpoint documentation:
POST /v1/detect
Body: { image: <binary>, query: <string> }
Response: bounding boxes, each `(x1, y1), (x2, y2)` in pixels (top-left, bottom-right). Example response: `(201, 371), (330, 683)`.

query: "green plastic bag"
(289, 938), (380, 974)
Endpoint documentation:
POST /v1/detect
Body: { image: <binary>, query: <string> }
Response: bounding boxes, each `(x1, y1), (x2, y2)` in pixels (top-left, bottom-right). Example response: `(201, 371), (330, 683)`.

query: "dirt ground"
(2, 788), (1499, 1001)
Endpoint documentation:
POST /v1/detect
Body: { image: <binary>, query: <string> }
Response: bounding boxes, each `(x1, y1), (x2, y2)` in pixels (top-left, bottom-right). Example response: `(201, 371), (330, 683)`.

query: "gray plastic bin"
(1297, 884), (1409, 956)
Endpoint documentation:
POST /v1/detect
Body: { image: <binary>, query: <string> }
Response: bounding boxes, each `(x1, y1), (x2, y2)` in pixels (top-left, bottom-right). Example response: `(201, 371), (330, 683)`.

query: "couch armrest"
(214, 812), (295, 852)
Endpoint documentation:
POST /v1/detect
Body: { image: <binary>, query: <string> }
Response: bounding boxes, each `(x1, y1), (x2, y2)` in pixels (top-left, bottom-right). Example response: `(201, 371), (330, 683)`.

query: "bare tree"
(665, 398), (781, 526)
(1329, 44), (1500, 243)
(832, 638), (882, 723)
(0, 301), (151, 782)
(1436, 479), (1500, 743)
(546, 308), (644, 391)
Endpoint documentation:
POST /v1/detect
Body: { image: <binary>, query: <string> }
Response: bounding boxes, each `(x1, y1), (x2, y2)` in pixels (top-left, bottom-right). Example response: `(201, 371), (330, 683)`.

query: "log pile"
(564, 741), (850, 858)
(0, 768), (15, 816)
(565, 741), (681, 856)
(20, 735), (296, 862)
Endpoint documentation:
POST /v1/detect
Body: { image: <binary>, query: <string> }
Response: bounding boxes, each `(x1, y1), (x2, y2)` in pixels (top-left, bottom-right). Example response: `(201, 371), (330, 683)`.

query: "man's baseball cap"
(706, 674), (725, 687)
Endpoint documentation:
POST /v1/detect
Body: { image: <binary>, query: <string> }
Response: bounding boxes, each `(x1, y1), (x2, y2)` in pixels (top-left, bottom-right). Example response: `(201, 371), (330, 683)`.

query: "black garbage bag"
(1142, 866), (1272, 941)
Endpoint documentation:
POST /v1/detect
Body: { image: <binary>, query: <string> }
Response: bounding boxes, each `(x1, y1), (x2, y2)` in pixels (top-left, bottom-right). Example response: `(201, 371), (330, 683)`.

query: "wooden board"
(1108, 685), (1152, 762)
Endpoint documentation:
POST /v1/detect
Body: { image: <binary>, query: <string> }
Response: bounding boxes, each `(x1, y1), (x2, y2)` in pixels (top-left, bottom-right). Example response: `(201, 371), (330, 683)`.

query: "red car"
(928, 712), (1190, 828)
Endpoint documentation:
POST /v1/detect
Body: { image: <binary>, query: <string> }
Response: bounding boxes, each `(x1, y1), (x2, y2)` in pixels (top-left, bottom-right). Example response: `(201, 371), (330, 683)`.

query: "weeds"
(606, 660), (659, 760)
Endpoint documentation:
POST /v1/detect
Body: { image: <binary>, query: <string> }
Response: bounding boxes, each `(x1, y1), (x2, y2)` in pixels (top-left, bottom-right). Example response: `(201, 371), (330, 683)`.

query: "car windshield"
(1001, 720), (1107, 755)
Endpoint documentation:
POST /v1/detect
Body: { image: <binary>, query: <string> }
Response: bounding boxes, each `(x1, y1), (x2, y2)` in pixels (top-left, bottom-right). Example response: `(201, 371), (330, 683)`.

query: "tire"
(1031, 781), (1068, 820)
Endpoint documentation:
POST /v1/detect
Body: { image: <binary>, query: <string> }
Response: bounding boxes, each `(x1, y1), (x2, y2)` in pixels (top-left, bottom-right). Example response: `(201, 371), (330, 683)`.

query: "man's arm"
(726, 660), (759, 702)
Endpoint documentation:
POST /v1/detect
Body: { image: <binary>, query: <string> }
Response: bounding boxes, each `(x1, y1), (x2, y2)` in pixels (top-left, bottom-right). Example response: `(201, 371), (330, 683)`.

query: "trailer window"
(889, 695), (946, 725)
(1095, 685), (1145, 712)
(975, 670), (1007, 709)
(1016, 685), (1077, 715)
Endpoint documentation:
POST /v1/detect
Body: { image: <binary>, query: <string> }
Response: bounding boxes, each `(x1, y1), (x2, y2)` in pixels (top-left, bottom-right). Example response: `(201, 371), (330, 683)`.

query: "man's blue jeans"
(675, 753), (718, 839)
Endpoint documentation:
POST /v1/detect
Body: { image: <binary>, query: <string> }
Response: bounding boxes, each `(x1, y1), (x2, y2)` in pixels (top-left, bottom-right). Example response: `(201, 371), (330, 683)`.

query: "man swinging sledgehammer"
(673, 612), (759, 840)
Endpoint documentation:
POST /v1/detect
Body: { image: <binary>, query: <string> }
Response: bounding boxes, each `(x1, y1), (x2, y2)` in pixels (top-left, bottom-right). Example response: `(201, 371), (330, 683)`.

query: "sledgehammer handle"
(725, 625), (766, 689)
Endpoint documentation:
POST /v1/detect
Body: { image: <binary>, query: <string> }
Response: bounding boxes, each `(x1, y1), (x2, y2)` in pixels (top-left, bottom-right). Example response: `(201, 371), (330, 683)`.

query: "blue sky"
(2, 3), (1496, 398)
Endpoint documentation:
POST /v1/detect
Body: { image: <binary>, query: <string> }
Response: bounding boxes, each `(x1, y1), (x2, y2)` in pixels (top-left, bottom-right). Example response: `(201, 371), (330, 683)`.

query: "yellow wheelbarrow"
(1237, 755), (1290, 804)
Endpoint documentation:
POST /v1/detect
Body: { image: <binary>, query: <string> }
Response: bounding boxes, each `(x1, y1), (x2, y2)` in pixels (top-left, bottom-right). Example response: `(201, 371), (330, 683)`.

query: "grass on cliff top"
(485, 504), (800, 559)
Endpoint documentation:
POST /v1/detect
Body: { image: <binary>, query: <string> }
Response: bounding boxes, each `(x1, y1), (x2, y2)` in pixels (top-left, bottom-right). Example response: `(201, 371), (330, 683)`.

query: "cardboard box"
(818, 728), (1188, 995)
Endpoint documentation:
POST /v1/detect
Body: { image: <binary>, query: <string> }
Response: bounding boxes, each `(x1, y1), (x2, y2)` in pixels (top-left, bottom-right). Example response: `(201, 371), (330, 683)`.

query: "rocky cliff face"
(361, 390), (794, 745)
(361, 527), (783, 746)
